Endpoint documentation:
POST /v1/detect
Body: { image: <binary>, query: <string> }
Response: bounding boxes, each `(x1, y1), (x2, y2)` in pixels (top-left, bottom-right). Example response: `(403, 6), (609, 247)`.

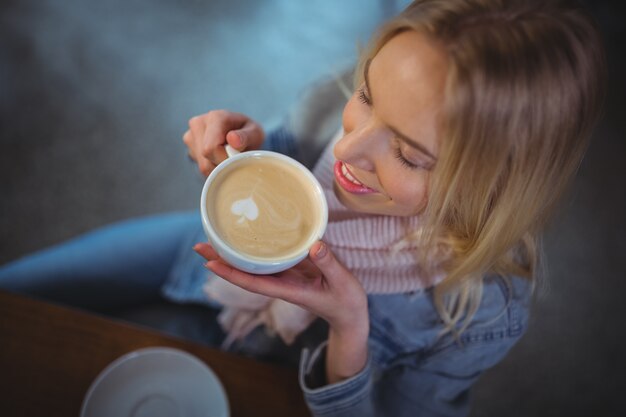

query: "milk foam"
(208, 157), (320, 259)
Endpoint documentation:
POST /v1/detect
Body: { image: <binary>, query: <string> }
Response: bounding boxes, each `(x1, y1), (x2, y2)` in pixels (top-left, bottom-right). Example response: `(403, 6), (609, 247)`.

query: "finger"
(183, 130), (197, 160)
(182, 129), (192, 147)
(205, 151), (219, 166)
(210, 143), (229, 165)
(308, 242), (351, 286)
(198, 159), (216, 177)
(186, 139), (215, 177)
(188, 116), (206, 149)
(201, 111), (249, 151)
(201, 114), (248, 164)
(193, 242), (219, 261)
(206, 260), (297, 301)
(188, 116), (218, 170)
(212, 111), (254, 131)
(290, 258), (323, 280)
(226, 120), (265, 151)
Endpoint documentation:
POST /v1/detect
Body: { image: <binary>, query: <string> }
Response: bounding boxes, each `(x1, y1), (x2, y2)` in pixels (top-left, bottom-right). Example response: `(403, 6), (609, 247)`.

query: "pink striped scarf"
(204, 130), (444, 347)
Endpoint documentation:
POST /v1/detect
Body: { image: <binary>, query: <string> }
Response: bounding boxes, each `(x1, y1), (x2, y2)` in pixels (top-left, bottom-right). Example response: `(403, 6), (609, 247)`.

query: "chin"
(333, 182), (366, 211)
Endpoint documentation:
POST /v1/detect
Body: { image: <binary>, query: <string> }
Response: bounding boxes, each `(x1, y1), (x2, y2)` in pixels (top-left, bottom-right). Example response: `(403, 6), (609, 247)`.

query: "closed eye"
(358, 87), (372, 106)
(392, 139), (432, 171)
(393, 147), (421, 170)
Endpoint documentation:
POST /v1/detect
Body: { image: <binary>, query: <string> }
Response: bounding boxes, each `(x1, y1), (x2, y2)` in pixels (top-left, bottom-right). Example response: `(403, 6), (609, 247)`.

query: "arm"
(300, 279), (530, 417)
(326, 321), (369, 384)
(194, 241), (370, 385)
(194, 245), (530, 417)
(301, 340), (517, 417)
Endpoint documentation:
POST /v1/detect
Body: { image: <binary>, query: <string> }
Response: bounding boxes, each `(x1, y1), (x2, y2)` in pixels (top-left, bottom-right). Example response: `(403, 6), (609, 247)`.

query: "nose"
(334, 127), (378, 172)
(336, 115), (383, 173)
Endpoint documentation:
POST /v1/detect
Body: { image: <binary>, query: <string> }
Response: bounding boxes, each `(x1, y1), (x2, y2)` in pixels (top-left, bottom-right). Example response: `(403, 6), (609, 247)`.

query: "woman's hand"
(194, 240), (369, 384)
(183, 110), (265, 177)
(193, 241), (368, 334)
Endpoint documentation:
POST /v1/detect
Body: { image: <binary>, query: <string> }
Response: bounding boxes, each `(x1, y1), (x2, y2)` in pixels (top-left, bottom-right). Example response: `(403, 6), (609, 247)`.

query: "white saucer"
(81, 347), (229, 417)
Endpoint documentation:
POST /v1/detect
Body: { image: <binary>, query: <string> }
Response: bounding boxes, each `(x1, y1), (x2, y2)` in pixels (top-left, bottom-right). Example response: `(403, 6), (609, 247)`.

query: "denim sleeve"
(299, 336), (523, 417)
(298, 278), (531, 417)
(373, 341), (521, 417)
(261, 124), (302, 161)
(299, 342), (374, 416)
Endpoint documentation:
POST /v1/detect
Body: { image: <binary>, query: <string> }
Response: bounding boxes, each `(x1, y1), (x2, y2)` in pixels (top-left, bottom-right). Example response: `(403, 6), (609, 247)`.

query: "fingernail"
(229, 131), (243, 148)
(315, 242), (327, 259)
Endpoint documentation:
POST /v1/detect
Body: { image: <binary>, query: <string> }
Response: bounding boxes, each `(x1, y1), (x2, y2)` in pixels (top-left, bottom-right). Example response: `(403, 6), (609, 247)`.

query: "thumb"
(226, 121), (264, 151)
(309, 241), (349, 283)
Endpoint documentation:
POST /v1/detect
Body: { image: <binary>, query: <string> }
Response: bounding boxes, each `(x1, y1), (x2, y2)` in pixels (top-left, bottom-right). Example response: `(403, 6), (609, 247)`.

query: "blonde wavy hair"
(356, 0), (606, 334)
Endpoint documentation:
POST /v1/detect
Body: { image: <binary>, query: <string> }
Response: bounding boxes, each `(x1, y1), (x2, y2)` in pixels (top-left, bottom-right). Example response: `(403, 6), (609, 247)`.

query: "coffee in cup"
(201, 150), (327, 274)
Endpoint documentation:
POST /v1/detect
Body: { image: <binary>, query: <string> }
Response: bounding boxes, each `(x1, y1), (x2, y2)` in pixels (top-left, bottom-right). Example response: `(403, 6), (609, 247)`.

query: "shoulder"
(367, 276), (533, 366)
(454, 275), (532, 346)
(417, 276), (532, 378)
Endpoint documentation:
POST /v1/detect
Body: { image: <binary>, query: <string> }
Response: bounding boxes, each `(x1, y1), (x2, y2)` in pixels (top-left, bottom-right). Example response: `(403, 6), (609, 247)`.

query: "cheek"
(382, 169), (430, 212)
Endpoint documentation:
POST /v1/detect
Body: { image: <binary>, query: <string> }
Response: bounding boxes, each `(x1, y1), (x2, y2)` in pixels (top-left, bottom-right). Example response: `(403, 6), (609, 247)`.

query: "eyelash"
(393, 146), (421, 170)
(357, 87), (371, 105)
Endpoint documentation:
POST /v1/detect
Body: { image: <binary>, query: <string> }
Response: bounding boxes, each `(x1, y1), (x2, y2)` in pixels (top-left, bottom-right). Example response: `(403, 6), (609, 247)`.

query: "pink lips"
(334, 161), (377, 194)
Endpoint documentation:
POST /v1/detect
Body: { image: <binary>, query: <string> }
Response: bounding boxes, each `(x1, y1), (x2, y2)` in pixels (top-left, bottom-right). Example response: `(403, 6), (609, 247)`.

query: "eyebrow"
(364, 59), (438, 161)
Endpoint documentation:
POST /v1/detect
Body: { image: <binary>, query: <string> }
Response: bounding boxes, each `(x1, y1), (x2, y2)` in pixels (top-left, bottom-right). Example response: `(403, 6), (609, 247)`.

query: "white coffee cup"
(200, 147), (328, 274)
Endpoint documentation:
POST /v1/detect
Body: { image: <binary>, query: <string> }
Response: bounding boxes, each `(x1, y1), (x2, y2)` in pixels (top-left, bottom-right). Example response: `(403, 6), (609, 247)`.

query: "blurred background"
(0, 1), (624, 416)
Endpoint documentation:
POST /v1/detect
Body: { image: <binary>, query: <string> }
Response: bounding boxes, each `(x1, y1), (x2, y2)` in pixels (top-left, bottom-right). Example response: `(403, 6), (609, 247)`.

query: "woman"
(1, 1), (606, 415)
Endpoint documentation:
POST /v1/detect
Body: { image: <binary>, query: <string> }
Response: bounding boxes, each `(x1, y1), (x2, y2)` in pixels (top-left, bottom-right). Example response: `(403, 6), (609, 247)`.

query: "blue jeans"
(0, 211), (228, 345)
(0, 211), (205, 313)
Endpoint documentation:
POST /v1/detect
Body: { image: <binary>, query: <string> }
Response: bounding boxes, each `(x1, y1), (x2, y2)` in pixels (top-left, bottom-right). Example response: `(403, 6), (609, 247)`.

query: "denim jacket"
(163, 71), (533, 416)
(298, 277), (530, 417)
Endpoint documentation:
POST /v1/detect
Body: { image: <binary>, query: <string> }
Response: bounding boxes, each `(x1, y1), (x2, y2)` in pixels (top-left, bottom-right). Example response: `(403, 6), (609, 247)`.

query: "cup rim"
(200, 150), (328, 268)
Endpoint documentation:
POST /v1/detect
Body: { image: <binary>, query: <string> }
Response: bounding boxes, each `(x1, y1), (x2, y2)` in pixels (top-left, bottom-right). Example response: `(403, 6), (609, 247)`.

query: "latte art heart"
(231, 197), (259, 223)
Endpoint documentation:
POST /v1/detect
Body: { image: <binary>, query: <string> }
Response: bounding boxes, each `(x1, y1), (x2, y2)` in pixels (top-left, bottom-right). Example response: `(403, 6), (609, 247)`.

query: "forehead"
(368, 31), (448, 153)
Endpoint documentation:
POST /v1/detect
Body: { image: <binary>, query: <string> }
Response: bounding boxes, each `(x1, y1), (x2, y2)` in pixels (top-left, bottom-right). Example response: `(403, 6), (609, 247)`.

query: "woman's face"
(333, 30), (448, 217)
